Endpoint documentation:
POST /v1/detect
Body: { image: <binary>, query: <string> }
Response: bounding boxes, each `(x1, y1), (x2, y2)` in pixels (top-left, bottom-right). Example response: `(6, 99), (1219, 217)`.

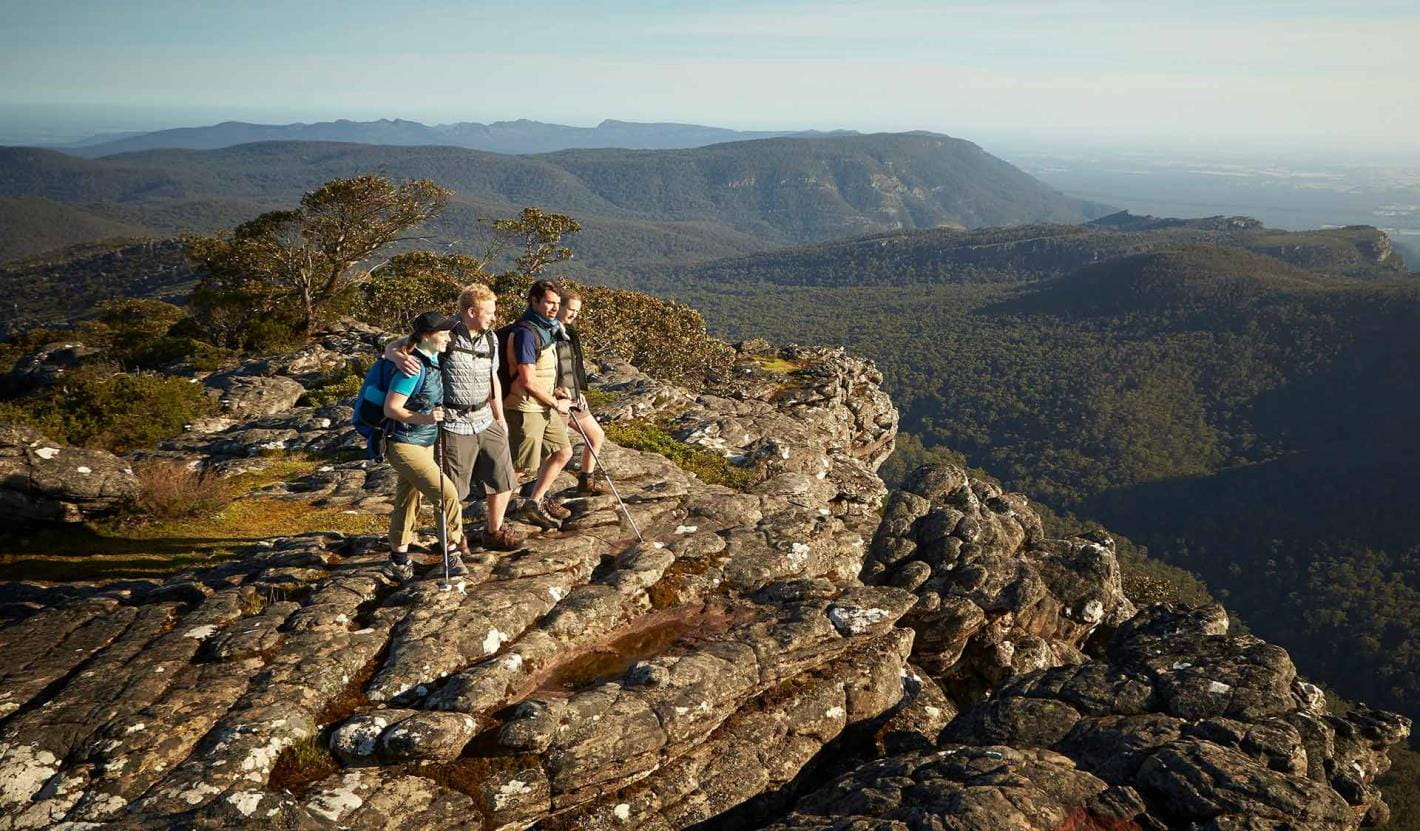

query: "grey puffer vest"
(442, 323), (496, 409)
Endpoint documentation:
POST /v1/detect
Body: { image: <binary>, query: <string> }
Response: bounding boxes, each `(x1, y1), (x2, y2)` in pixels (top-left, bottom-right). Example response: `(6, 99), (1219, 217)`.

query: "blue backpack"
(352, 357), (429, 462)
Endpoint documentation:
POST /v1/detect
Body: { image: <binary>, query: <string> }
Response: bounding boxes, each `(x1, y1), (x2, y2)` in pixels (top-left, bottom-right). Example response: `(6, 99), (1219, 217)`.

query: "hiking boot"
(384, 551), (415, 582)
(444, 550), (470, 577)
(577, 471), (609, 496)
(481, 525), (523, 551)
(541, 496), (572, 521)
(514, 497), (561, 530)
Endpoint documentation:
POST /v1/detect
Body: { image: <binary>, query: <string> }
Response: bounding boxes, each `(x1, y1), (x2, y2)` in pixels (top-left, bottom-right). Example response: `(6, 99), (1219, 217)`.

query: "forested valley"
(631, 218), (1420, 732)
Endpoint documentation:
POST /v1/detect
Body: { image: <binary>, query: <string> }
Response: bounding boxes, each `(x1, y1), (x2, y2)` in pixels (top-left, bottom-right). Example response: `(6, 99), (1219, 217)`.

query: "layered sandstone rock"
(0, 344), (1407, 831)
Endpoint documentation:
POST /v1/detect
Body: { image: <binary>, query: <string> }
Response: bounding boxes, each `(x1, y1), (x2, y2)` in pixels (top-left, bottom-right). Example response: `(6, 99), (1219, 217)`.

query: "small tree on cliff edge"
(487, 207), (581, 299)
(187, 175), (450, 343)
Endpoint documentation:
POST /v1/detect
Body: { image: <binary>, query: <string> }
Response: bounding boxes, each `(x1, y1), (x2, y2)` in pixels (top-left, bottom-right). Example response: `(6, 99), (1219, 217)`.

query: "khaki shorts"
(507, 407), (570, 477)
(440, 421), (517, 500)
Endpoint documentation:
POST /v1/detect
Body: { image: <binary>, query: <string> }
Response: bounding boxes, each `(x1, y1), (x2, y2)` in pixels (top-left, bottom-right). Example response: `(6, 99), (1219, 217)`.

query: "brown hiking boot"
(481, 525), (523, 551)
(576, 471), (609, 496)
(514, 497), (561, 530)
(541, 496), (572, 521)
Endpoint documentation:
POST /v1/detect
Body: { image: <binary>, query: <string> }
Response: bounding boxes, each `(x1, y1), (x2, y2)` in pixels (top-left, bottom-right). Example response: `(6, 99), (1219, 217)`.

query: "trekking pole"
(569, 412), (643, 544)
(436, 429), (451, 589)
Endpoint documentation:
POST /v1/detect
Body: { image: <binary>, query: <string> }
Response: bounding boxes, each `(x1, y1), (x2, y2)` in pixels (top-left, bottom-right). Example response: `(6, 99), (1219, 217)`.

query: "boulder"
(1, 340), (105, 395)
(0, 423), (139, 522)
(204, 371), (306, 420)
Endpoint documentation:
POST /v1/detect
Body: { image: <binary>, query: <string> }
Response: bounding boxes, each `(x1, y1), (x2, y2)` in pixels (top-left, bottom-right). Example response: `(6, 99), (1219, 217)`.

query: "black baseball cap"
(411, 311), (458, 333)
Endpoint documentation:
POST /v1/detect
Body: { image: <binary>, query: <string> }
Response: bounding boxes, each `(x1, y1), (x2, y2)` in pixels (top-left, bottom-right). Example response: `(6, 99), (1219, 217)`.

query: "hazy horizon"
(3, 0), (1417, 162)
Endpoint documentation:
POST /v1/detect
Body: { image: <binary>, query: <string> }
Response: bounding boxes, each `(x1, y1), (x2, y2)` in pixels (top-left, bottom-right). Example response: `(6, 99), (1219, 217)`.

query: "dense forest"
(633, 225), (1420, 732)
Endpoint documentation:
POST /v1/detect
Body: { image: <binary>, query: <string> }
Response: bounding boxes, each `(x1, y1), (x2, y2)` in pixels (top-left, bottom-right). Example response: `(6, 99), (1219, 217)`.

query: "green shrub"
(354, 252), (485, 333)
(581, 388), (618, 410)
(0, 365), (217, 452)
(301, 361), (367, 408)
(605, 419), (755, 489)
(1, 302), (234, 381)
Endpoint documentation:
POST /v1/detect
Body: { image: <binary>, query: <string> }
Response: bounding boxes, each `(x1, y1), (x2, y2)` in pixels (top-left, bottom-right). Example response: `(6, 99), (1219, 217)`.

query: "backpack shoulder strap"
(505, 320), (545, 361)
(375, 357), (396, 391)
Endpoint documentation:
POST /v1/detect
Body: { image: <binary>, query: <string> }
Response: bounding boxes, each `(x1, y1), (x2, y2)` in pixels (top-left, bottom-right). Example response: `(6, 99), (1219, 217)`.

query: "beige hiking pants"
(386, 439), (463, 550)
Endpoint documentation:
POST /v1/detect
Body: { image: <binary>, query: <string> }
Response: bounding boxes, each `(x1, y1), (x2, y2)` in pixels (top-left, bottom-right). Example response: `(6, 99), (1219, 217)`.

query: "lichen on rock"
(0, 340), (1407, 830)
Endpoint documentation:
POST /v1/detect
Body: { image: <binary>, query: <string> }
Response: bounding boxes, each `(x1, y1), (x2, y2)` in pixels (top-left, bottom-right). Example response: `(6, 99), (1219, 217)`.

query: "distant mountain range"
(53, 118), (858, 158)
(0, 132), (1109, 266)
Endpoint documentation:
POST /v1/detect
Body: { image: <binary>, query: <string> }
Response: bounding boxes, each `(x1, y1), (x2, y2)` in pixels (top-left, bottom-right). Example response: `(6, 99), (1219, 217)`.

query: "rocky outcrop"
(0, 343), (1408, 830)
(941, 603), (1411, 829)
(765, 744), (1144, 831)
(770, 603), (1411, 831)
(0, 341), (104, 396)
(0, 346), (919, 830)
(189, 323), (383, 433)
(863, 464), (1134, 706)
(0, 423), (138, 522)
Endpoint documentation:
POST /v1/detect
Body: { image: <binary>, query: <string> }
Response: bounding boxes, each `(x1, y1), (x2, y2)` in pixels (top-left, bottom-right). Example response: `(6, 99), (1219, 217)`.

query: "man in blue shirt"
(506, 280), (574, 529)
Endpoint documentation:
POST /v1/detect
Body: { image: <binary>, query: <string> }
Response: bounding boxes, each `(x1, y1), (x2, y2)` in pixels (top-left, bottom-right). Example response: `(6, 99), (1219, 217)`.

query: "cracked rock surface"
(0, 342), (1409, 830)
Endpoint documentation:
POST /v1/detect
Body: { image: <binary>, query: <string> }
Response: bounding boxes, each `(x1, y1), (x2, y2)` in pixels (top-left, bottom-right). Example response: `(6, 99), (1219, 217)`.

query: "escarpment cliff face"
(0, 341), (1408, 830)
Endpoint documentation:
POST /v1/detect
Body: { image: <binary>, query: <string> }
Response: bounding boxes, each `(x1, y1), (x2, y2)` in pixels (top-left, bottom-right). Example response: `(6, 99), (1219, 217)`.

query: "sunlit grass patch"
(604, 419), (756, 490)
(752, 355), (811, 374)
(2, 451), (385, 582)
(581, 388), (619, 410)
(268, 734), (340, 796)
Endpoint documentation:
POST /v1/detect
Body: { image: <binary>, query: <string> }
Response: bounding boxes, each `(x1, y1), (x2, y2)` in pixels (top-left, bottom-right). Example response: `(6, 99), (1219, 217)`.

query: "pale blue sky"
(2, 0), (1417, 154)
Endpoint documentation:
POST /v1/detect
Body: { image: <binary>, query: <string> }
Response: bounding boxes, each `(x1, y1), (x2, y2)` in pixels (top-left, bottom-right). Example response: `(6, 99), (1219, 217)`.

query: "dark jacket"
(556, 324), (589, 400)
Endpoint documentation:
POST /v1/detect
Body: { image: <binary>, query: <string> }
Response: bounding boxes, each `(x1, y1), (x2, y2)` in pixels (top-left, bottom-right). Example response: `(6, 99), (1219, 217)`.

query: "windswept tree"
(493, 207), (581, 279)
(357, 251), (490, 332)
(188, 175), (450, 342)
(482, 207), (582, 303)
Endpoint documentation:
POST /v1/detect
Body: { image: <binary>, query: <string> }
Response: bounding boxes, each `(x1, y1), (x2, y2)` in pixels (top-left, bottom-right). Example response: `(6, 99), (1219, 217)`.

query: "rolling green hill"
(632, 224), (1420, 728)
(0, 196), (153, 262)
(0, 133), (1104, 269)
(633, 213), (1406, 290)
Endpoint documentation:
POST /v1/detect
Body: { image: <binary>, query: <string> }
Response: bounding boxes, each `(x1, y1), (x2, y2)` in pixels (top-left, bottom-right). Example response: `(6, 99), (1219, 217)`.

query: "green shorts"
(507, 407), (570, 477)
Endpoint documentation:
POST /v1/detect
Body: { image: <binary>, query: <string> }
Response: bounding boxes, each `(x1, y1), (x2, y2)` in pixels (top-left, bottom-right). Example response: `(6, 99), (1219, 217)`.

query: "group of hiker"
(355, 279), (609, 580)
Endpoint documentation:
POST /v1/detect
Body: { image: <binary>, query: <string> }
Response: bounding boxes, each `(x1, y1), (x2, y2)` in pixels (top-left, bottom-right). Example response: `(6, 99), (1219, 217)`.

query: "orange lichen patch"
(647, 557), (722, 610)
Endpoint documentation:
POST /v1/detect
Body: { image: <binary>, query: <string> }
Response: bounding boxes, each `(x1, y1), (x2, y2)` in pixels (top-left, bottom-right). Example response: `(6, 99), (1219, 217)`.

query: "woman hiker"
(375, 311), (474, 581)
(554, 285), (608, 496)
